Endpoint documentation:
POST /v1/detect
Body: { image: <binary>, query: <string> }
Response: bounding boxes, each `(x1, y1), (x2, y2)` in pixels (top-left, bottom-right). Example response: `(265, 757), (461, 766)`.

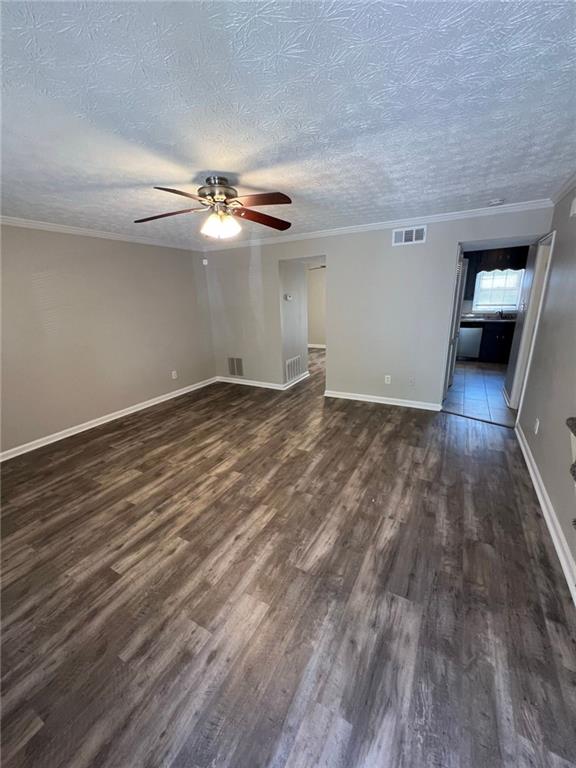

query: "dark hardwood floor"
(2, 349), (576, 767)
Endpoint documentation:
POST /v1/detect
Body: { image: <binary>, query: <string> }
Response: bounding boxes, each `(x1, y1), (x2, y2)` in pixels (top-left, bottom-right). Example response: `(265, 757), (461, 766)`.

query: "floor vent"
(392, 225), (427, 246)
(227, 357), (244, 377)
(285, 355), (302, 382)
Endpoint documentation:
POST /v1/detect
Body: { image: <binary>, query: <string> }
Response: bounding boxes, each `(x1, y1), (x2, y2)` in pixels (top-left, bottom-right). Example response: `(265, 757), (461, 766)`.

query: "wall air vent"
(227, 357), (244, 377)
(285, 355), (302, 382)
(392, 226), (427, 246)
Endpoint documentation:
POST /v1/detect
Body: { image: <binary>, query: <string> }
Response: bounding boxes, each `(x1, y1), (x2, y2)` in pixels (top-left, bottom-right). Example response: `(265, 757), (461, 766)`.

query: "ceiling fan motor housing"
(198, 176), (238, 202)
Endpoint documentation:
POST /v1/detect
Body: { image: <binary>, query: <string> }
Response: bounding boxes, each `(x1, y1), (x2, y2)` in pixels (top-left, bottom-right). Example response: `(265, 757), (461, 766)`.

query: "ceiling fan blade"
(228, 192), (291, 206)
(232, 207), (291, 231)
(134, 207), (205, 223)
(154, 186), (206, 203)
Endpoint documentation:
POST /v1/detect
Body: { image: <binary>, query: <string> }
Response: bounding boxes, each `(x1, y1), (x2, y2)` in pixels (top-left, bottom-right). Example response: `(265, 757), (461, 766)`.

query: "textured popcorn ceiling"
(2, 1), (575, 249)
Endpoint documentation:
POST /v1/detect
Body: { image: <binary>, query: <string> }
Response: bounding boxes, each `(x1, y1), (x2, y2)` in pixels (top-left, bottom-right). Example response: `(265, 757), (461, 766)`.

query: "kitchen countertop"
(460, 318), (517, 324)
(460, 315), (517, 323)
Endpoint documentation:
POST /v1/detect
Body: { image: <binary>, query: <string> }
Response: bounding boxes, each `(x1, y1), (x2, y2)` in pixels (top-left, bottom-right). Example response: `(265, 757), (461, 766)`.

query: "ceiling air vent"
(227, 357), (244, 376)
(392, 226), (427, 246)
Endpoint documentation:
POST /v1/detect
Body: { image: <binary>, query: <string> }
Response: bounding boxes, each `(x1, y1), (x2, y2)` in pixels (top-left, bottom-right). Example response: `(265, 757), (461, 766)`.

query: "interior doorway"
(442, 233), (556, 428)
(278, 255), (326, 389)
(306, 262), (326, 351)
(306, 259), (327, 388)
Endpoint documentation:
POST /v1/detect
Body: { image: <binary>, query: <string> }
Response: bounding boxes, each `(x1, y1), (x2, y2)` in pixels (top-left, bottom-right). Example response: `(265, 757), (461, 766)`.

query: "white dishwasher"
(457, 327), (482, 359)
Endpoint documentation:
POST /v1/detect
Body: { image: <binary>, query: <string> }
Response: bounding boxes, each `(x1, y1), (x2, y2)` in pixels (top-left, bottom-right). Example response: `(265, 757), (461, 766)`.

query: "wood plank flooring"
(2, 350), (576, 767)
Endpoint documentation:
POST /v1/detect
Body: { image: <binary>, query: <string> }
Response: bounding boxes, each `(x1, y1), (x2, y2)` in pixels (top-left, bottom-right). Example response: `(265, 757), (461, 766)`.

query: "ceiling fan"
(134, 176), (292, 239)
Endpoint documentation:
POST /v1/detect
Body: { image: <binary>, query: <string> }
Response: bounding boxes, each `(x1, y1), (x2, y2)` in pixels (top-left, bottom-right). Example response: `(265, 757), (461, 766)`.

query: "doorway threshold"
(443, 361), (517, 427)
(442, 408), (515, 429)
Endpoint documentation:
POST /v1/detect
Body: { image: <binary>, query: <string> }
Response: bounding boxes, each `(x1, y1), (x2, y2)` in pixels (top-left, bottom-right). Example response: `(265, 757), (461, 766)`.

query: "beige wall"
(205, 205), (553, 404)
(1, 203), (556, 453)
(307, 267), (326, 346)
(1, 225), (214, 451)
(518, 187), (576, 560)
(205, 247), (284, 383)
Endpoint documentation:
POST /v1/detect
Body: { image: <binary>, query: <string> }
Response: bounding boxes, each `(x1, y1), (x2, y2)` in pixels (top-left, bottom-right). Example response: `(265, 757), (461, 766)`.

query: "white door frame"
(443, 246), (467, 399)
(514, 230), (556, 423)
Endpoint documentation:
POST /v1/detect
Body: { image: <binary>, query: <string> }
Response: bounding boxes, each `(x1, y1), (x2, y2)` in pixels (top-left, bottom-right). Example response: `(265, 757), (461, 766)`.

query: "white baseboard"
(216, 371), (310, 391)
(0, 377), (219, 462)
(502, 386), (519, 415)
(283, 371), (311, 389)
(308, 344), (326, 350)
(324, 389), (441, 412)
(215, 376), (285, 391)
(1, 372), (312, 461)
(516, 423), (576, 607)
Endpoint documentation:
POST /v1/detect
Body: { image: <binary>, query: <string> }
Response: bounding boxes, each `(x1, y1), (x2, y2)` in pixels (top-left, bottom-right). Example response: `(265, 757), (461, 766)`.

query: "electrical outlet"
(171, 370), (178, 380)
(202, 258), (208, 266)
(408, 376), (416, 387)
(384, 375), (392, 384)
(534, 417), (539, 435)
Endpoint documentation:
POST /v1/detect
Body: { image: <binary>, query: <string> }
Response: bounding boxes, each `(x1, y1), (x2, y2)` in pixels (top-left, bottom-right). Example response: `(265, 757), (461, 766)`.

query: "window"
(472, 268), (525, 312)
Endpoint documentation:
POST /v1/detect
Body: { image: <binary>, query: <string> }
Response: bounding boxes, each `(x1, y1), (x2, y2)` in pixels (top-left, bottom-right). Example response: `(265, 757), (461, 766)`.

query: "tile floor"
(443, 361), (517, 427)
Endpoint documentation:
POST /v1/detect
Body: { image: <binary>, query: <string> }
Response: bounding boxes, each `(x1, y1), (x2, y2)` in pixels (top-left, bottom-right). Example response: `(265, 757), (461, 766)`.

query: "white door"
(506, 231), (556, 410)
(504, 243), (537, 400)
(443, 248), (468, 399)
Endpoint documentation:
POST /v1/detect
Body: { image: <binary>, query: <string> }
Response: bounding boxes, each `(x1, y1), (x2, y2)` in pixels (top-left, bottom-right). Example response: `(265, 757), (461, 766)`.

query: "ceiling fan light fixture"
(200, 211), (241, 239)
(136, 177), (291, 233)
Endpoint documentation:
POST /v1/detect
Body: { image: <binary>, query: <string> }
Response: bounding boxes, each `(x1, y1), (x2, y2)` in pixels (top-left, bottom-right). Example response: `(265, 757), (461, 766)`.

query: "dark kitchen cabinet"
(479, 322), (516, 364)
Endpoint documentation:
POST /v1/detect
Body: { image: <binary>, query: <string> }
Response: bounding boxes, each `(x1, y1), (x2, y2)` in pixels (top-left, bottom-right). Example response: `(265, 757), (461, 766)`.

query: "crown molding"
(0, 216), (204, 252)
(551, 172), (576, 203)
(1, 197), (553, 255)
(199, 198), (554, 252)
